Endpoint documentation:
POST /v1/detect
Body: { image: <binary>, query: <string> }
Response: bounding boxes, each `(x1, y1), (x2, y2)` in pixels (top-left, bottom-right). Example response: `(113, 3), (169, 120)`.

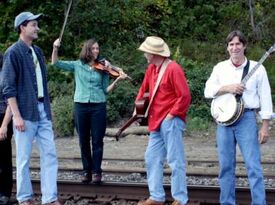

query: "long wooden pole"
(59, 0), (73, 43)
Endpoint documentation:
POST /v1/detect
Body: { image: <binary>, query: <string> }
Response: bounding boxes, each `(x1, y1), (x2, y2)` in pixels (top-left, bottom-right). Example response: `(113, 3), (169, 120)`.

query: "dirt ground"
(11, 117), (275, 164)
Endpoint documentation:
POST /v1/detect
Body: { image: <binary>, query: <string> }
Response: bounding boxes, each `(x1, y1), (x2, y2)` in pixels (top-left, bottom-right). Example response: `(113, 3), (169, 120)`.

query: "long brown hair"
(79, 39), (98, 64)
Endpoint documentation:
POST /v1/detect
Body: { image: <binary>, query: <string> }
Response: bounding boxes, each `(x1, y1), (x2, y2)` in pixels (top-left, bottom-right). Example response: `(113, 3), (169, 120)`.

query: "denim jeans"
(74, 102), (106, 174)
(0, 113), (13, 197)
(145, 117), (188, 205)
(216, 110), (266, 205)
(14, 102), (58, 204)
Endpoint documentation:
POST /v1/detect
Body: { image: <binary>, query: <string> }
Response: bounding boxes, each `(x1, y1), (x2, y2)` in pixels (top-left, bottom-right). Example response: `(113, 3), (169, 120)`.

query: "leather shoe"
(172, 200), (198, 205)
(81, 171), (92, 183)
(137, 199), (164, 205)
(43, 200), (63, 205)
(19, 199), (34, 205)
(93, 173), (102, 184)
(172, 200), (181, 205)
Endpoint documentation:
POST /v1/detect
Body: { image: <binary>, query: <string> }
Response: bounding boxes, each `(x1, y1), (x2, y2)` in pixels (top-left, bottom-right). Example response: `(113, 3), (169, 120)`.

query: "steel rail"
(12, 155), (275, 164)
(12, 180), (275, 204)
(24, 166), (275, 179)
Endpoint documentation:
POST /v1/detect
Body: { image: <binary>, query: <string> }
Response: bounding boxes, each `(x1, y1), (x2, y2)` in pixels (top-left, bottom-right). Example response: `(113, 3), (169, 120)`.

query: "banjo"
(211, 44), (275, 126)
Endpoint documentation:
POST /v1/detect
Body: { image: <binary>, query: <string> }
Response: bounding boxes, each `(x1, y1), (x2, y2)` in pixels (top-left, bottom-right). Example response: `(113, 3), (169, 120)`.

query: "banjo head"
(211, 93), (238, 123)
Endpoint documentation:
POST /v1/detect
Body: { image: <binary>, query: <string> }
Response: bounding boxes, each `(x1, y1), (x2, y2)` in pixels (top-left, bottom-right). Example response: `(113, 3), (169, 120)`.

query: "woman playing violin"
(51, 38), (127, 184)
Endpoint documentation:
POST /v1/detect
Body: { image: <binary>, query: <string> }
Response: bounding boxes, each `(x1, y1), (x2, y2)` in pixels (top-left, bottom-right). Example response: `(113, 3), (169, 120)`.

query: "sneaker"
(81, 171), (92, 183)
(92, 173), (102, 184)
(137, 199), (164, 205)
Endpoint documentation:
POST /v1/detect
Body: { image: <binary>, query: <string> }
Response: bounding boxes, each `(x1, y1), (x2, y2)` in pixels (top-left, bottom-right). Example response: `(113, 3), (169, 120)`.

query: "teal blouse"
(54, 60), (109, 103)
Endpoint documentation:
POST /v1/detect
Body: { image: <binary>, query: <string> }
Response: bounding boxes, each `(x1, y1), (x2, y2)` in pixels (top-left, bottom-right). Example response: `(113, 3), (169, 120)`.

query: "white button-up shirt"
(204, 58), (273, 119)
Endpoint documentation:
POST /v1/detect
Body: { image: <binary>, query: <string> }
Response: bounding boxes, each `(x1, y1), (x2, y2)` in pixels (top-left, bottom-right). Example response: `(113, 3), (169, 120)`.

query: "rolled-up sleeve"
(257, 66), (273, 119)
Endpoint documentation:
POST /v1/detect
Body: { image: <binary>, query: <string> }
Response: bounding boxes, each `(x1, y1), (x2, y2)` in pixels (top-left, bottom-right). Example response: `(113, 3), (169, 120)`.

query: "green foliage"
(47, 65), (74, 101)
(107, 80), (138, 124)
(0, 0), (274, 135)
(51, 95), (74, 137)
(186, 116), (211, 132)
(47, 64), (74, 136)
(174, 49), (212, 120)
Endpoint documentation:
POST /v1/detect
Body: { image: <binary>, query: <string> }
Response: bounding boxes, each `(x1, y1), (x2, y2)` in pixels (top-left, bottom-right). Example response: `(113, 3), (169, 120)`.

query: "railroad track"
(12, 179), (275, 205)
(12, 156), (275, 178)
(11, 157), (275, 204)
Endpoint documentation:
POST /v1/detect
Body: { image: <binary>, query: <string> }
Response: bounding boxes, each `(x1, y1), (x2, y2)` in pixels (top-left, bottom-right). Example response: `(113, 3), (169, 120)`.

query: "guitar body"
(135, 92), (149, 125)
(211, 93), (245, 126)
(115, 92), (149, 140)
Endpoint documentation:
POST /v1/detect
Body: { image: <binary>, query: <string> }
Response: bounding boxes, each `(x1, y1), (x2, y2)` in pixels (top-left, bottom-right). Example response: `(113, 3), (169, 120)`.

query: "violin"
(91, 59), (132, 80)
(92, 61), (120, 78)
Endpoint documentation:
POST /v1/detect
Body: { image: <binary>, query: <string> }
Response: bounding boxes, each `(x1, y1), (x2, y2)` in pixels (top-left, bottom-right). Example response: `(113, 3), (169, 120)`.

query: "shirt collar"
(229, 57), (247, 70)
(17, 39), (32, 54)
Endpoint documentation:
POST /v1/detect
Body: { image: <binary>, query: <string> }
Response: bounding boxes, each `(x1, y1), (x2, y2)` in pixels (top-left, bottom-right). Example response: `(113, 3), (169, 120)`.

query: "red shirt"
(136, 61), (191, 131)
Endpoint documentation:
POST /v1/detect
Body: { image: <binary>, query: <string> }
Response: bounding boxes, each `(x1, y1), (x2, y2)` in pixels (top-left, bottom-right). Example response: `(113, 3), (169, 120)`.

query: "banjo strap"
(236, 60), (250, 100)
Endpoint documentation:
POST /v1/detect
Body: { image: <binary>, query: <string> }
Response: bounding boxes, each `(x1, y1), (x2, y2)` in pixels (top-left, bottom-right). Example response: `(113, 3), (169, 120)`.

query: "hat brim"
(138, 42), (170, 57)
(27, 13), (42, 21)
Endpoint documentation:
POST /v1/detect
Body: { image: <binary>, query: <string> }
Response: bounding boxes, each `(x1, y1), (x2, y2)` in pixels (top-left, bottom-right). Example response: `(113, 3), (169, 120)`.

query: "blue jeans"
(74, 102), (106, 174)
(216, 110), (266, 205)
(145, 117), (188, 205)
(14, 102), (58, 204)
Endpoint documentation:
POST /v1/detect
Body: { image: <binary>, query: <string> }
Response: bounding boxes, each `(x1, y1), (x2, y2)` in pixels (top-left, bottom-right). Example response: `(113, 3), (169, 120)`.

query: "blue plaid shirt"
(2, 39), (52, 121)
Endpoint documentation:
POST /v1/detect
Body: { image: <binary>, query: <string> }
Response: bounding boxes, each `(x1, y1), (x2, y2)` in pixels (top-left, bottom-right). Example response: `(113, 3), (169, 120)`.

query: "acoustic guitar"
(211, 43), (275, 126)
(115, 92), (149, 141)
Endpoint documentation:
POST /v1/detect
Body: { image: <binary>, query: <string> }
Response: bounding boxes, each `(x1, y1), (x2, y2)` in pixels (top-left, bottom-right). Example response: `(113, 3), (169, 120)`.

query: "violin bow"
(59, 0), (73, 43)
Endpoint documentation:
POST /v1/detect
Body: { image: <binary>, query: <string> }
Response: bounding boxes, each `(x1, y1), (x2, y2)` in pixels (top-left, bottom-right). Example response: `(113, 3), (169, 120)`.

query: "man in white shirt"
(204, 30), (273, 205)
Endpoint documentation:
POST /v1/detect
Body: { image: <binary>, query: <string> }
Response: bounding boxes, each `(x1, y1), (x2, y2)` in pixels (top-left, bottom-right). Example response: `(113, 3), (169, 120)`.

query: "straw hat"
(138, 36), (170, 57)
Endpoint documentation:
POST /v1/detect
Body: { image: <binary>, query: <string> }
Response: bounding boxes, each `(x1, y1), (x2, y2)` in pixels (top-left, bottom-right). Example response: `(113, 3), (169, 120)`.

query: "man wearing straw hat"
(136, 36), (191, 205)
(1, 12), (61, 205)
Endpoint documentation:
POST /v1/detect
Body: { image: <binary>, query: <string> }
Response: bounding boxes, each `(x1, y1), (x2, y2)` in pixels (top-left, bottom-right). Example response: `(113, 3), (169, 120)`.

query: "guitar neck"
(115, 115), (138, 141)
(242, 43), (275, 85)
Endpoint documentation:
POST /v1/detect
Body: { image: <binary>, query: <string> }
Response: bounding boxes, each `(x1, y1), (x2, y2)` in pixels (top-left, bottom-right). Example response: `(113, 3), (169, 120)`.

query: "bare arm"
(107, 73), (127, 93)
(258, 119), (270, 144)
(51, 38), (61, 65)
(8, 97), (25, 132)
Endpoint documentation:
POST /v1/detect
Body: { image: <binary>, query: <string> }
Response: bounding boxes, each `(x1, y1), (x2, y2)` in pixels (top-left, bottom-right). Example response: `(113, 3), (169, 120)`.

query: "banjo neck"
(241, 43), (275, 85)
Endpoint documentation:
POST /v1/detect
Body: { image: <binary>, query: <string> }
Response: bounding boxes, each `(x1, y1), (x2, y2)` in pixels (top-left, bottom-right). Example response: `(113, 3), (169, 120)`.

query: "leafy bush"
(51, 95), (74, 137)
(107, 80), (138, 125)
(173, 49), (213, 120)
(48, 80), (74, 101)
(186, 116), (211, 132)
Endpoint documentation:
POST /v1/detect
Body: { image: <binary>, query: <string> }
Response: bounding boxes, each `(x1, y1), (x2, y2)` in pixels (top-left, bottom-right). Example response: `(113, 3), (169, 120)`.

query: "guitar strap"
(236, 60), (250, 99)
(144, 58), (171, 117)
(241, 60), (250, 82)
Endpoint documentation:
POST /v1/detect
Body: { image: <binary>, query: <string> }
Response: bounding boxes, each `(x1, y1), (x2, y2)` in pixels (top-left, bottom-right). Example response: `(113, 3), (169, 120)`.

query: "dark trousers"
(74, 102), (106, 174)
(0, 114), (13, 197)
